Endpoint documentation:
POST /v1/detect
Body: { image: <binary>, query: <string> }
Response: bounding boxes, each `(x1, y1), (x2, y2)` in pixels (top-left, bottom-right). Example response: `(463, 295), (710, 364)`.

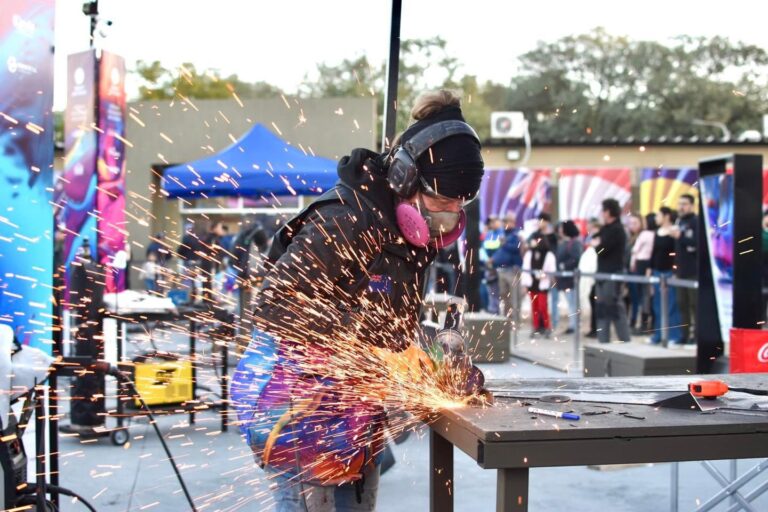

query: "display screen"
(700, 173), (734, 341)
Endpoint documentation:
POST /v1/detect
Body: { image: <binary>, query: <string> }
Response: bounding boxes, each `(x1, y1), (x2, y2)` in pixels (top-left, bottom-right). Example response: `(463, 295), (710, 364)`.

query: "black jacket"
(254, 148), (435, 351)
(596, 220), (627, 273)
(675, 213), (698, 279)
(556, 238), (582, 290)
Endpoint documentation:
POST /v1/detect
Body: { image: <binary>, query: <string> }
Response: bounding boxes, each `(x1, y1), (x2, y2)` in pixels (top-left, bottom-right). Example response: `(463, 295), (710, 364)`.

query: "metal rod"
(430, 429), (453, 512)
(34, 384), (46, 511)
(660, 274), (669, 347)
(573, 270), (581, 374)
(190, 318), (197, 425)
(48, 375), (59, 508)
(670, 462), (679, 512)
(513, 276), (520, 348)
(696, 458), (768, 512)
(221, 334), (228, 432)
(381, 0), (402, 151)
(116, 319), (124, 430)
(700, 461), (755, 512)
(725, 469), (768, 512)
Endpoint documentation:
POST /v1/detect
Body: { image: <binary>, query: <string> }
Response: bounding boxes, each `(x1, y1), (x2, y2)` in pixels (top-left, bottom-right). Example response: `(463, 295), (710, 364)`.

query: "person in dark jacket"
(556, 220), (582, 334)
(492, 213), (523, 318)
(648, 207), (683, 344)
(672, 194), (698, 344)
(199, 220), (226, 303)
(232, 220), (271, 352)
(531, 213), (559, 328)
(592, 199), (631, 343)
(231, 90), (484, 511)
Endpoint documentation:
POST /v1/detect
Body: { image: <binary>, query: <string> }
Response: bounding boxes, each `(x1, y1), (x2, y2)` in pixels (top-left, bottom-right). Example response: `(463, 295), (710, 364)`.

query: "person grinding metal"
(231, 90), (485, 511)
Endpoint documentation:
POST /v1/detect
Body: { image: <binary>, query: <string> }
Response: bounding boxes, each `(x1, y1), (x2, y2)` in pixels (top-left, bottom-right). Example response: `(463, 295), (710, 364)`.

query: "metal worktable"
(108, 305), (230, 433)
(429, 374), (768, 511)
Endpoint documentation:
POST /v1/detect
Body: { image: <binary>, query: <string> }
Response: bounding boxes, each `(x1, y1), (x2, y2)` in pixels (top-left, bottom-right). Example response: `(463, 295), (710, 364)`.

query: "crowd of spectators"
(473, 194), (699, 346)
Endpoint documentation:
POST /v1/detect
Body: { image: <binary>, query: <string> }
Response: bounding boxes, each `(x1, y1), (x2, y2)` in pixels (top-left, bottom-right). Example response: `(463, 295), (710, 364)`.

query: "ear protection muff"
(386, 120), (480, 198)
(395, 204), (466, 249)
(387, 119), (479, 248)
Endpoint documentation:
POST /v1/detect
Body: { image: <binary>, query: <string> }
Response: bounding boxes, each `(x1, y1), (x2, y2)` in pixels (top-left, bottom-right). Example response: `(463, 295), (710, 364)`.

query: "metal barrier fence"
(511, 269), (698, 367)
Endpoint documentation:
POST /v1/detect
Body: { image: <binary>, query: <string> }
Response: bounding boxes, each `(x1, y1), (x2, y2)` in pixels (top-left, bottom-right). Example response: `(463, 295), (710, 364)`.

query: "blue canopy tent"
(161, 123), (339, 199)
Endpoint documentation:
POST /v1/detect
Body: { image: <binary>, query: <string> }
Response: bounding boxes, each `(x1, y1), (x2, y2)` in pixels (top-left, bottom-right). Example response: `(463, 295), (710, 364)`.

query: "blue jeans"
(651, 270), (682, 343)
(563, 288), (578, 330)
(144, 278), (156, 292)
(627, 272), (644, 326)
(550, 287), (560, 329)
(264, 463), (380, 511)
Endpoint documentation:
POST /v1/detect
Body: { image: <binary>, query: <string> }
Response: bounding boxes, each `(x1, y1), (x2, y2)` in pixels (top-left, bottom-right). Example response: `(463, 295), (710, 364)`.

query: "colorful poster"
(56, 50), (98, 303)
(0, 0), (55, 350)
(478, 168), (551, 231)
(639, 168), (699, 216)
(557, 168), (632, 233)
(762, 169), (768, 212)
(700, 173), (734, 342)
(96, 51), (127, 292)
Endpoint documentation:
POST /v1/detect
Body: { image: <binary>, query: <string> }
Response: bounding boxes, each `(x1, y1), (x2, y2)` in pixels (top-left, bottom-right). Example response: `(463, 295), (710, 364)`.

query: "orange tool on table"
(688, 380), (768, 400)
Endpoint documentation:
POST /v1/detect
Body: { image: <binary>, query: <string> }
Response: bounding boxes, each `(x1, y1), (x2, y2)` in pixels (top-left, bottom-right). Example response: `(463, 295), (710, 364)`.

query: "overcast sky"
(53, 0), (768, 110)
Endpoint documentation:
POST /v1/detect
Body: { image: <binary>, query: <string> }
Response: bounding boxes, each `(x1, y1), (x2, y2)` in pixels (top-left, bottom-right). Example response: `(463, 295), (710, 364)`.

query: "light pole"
(82, 0), (98, 48)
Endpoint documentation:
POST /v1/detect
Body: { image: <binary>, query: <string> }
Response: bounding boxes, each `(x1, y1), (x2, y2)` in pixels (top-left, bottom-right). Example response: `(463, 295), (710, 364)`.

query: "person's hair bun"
(410, 89), (461, 121)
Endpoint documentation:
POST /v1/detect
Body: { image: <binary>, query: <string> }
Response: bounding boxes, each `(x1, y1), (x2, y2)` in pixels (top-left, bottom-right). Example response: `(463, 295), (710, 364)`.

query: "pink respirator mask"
(395, 200), (466, 249)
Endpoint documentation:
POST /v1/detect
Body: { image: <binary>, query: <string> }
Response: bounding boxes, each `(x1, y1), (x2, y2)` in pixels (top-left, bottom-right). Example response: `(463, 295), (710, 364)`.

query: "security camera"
(82, 1), (98, 16)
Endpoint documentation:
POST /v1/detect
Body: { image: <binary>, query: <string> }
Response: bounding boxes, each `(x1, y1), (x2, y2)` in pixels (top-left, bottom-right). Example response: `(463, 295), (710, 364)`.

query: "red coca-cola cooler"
(730, 328), (768, 373)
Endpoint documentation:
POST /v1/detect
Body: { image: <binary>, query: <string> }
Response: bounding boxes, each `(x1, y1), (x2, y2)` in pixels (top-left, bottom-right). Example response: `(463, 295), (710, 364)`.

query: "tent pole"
(381, 0), (402, 152)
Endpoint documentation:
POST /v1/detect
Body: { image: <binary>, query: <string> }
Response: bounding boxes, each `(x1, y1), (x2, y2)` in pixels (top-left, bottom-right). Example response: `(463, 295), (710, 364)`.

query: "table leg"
(497, 467), (529, 512)
(221, 336), (228, 432)
(189, 319), (196, 425)
(48, 375), (59, 508)
(430, 429), (454, 512)
(116, 320), (124, 430)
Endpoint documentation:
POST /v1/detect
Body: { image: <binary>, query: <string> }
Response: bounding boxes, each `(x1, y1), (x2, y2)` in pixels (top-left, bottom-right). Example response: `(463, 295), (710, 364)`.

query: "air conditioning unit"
(491, 112), (526, 139)
(763, 114), (768, 139)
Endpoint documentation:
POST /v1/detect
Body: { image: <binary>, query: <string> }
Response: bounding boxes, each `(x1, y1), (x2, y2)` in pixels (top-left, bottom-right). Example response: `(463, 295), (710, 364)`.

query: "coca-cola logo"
(759, 343), (768, 364)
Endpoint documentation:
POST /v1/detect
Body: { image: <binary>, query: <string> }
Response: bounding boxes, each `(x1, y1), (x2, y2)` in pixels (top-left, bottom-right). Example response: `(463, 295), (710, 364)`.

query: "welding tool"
(129, 351), (194, 408)
(429, 298), (485, 396)
(688, 380), (768, 400)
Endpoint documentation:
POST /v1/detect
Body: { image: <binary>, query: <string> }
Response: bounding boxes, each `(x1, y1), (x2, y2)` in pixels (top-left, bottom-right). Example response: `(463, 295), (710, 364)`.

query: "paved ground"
(20, 326), (767, 511)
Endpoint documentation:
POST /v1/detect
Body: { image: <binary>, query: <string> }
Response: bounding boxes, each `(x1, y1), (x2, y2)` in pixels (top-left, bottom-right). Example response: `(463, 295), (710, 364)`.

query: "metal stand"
(660, 274), (669, 347)
(497, 468), (529, 511)
(429, 429), (454, 512)
(670, 459), (768, 512)
(34, 384), (46, 511)
(112, 310), (227, 432)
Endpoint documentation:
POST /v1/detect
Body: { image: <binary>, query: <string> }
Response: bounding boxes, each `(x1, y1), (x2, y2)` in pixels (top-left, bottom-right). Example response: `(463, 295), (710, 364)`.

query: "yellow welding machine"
(131, 352), (193, 408)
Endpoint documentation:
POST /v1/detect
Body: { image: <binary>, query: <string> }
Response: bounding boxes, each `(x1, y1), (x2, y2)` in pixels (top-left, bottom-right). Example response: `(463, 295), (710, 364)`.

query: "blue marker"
(528, 407), (580, 421)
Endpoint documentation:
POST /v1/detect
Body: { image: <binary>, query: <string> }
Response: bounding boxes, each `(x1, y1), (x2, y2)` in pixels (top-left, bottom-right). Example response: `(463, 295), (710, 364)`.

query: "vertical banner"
(479, 168), (551, 231)
(558, 168), (632, 233)
(56, 50), (98, 302)
(0, 1), (55, 350)
(639, 167), (699, 216)
(763, 169), (768, 212)
(96, 51), (127, 292)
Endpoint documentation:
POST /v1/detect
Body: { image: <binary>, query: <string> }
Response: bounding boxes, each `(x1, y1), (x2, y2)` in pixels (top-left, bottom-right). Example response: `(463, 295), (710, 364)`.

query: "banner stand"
(697, 154), (763, 373)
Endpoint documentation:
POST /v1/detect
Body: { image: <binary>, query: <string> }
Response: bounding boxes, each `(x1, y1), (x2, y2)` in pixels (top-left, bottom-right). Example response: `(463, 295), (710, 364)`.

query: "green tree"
(300, 37), (468, 143)
(134, 60), (283, 100)
(499, 28), (768, 140)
